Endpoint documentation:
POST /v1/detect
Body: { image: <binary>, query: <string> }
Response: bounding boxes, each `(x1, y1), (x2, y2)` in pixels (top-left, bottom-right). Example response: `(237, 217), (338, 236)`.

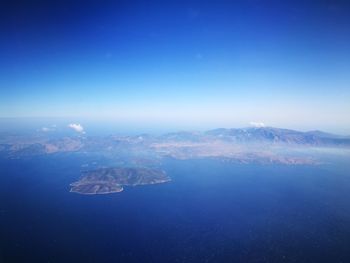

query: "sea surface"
(1, 154), (350, 263)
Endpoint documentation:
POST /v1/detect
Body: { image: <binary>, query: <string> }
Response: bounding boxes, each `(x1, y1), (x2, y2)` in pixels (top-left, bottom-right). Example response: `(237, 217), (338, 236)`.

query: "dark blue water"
(1, 155), (350, 263)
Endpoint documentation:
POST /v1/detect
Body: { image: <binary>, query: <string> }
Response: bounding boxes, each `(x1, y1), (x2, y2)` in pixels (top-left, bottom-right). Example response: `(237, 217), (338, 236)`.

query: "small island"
(70, 167), (170, 195)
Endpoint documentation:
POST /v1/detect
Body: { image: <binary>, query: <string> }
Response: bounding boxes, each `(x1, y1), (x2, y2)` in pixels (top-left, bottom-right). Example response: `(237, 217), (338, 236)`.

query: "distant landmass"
(70, 167), (170, 195)
(1, 126), (350, 195)
(1, 126), (349, 165)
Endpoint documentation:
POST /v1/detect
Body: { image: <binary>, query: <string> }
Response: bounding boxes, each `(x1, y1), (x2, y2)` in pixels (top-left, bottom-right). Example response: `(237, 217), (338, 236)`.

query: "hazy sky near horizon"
(1, 0), (350, 133)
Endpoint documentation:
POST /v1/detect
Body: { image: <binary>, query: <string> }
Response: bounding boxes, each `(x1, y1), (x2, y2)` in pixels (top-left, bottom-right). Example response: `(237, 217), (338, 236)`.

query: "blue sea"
(1, 154), (350, 262)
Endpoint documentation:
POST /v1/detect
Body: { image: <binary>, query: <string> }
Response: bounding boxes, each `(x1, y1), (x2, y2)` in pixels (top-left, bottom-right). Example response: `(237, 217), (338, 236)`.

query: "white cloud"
(249, 122), (266, 128)
(68, 123), (85, 133)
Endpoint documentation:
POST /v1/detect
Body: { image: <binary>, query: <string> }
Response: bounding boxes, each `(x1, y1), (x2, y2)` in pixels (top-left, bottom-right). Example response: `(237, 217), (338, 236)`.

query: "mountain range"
(1, 126), (349, 165)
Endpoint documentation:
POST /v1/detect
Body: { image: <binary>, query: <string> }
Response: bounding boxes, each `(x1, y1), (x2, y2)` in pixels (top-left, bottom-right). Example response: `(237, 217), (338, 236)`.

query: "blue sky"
(1, 0), (350, 133)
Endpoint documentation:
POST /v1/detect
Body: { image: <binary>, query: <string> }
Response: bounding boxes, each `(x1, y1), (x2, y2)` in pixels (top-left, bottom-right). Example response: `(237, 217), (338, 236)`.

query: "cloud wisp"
(68, 123), (85, 134)
(41, 124), (57, 132)
(249, 122), (266, 128)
